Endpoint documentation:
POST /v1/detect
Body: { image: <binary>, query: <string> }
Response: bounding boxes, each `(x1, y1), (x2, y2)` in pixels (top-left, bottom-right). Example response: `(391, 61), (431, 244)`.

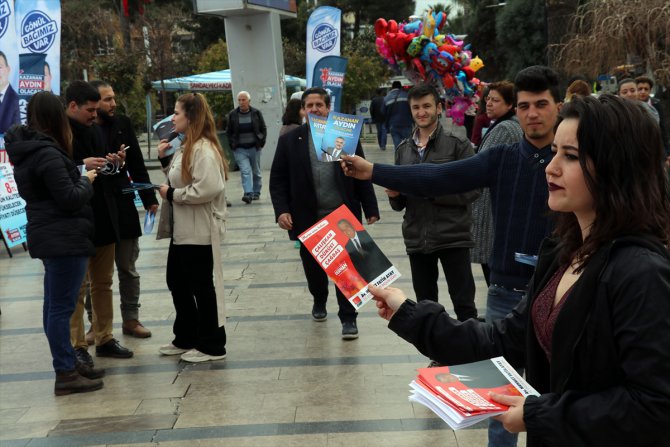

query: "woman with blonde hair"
(156, 92), (229, 363)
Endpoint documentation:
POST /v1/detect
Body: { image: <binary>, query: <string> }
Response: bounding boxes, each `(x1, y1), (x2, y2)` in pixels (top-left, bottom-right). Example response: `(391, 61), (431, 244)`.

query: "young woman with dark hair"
(368, 94), (670, 446)
(156, 92), (229, 363)
(5, 92), (103, 395)
(280, 98), (304, 136)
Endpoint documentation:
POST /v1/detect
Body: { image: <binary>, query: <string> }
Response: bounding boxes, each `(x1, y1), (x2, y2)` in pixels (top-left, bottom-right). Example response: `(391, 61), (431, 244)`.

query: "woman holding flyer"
(156, 92), (229, 363)
(367, 95), (670, 446)
(5, 92), (103, 395)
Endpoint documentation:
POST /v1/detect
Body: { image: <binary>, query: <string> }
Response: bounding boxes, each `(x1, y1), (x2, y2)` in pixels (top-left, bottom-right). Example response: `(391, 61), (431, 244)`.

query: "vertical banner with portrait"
(0, 0), (20, 161)
(306, 6), (340, 88)
(298, 205), (400, 310)
(15, 0), (61, 125)
(312, 55), (347, 113)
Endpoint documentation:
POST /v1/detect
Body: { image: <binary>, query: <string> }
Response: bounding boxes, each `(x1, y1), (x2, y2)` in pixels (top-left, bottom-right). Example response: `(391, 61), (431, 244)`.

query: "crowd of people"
(4, 61), (670, 446)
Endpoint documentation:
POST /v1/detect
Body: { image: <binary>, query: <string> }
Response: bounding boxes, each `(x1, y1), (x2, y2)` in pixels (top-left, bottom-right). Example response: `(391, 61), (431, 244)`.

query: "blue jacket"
(383, 88), (413, 129)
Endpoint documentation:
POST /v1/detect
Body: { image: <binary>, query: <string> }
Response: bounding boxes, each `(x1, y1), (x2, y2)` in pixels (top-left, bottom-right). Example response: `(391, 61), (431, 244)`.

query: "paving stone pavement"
(0, 125), (526, 446)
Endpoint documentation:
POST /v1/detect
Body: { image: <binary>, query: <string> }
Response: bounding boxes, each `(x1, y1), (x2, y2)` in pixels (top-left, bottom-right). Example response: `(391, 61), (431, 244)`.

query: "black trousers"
(299, 244), (357, 323)
(408, 247), (478, 321)
(166, 242), (226, 355)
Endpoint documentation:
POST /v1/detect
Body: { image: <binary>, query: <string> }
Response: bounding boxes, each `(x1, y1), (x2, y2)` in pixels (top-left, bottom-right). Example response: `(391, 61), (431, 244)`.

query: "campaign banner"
(0, 0), (20, 158)
(15, 0), (61, 124)
(306, 6), (340, 88)
(307, 113), (327, 157)
(312, 55), (347, 113)
(319, 111), (362, 162)
(298, 205), (400, 310)
(0, 163), (27, 248)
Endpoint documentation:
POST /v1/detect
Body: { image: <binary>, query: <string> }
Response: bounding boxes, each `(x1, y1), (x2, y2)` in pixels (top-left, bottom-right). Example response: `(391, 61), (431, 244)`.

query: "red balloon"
(443, 74), (455, 89)
(388, 19), (398, 34)
(462, 66), (475, 80)
(374, 18), (388, 38)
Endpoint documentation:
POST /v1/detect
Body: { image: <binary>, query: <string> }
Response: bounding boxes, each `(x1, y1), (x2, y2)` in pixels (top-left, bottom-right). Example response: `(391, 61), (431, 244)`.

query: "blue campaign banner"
(306, 6), (340, 88)
(312, 55), (347, 113)
(15, 0), (61, 124)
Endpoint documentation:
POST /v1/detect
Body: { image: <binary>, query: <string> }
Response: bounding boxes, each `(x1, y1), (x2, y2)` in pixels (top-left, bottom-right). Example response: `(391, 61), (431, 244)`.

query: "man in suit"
(337, 218), (392, 283)
(0, 51), (20, 133)
(270, 87), (380, 340)
(323, 136), (345, 161)
(90, 80), (158, 339)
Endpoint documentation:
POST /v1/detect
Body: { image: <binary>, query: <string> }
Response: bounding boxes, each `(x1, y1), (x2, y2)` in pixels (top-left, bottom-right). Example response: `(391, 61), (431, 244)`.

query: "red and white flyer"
(298, 205), (400, 309)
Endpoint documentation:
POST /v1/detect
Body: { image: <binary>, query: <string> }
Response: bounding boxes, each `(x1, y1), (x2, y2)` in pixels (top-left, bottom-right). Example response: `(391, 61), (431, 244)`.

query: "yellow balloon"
(470, 56), (484, 72)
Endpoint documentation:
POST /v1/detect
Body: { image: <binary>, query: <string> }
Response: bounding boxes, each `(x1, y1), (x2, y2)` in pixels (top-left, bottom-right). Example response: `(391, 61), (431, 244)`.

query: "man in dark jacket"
(369, 88), (387, 150)
(91, 80), (157, 339)
(387, 83), (479, 322)
(636, 76), (670, 157)
(270, 87), (380, 340)
(226, 91), (267, 204)
(65, 81), (133, 365)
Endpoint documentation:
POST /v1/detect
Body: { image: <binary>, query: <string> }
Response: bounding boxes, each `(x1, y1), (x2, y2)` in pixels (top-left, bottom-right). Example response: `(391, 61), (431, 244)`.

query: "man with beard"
(90, 80), (157, 340)
(66, 80), (134, 366)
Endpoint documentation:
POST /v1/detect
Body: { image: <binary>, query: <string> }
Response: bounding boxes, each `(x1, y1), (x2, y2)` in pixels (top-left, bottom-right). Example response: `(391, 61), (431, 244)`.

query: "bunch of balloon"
(374, 10), (485, 125)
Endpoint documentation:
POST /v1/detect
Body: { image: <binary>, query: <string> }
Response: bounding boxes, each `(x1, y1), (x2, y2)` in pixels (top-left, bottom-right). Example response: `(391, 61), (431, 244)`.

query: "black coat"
(388, 236), (670, 446)
(4, 126), (95, 259)
(98, 114), (158, 239)
(269, 124), (379, 240)
(69, 117), (120, 246)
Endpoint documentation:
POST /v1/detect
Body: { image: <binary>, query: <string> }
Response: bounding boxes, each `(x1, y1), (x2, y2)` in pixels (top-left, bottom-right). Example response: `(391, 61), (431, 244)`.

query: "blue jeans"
(42, 256), (89, 373)
(375, 123), (387, 149)
(486, 284), (524, 447)
(233, 147), (262, 195)
(389, 125), (412, 149)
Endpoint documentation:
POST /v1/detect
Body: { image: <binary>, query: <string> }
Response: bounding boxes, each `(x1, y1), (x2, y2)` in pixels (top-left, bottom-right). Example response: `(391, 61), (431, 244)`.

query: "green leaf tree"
(195, 39), (232, 129)
(495, 0), (547, 80)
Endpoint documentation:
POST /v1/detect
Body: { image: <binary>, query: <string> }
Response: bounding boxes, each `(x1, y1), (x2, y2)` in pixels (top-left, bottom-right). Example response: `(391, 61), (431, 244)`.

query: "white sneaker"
(159, 343), (189, 356)
(180, 349), (227, 363)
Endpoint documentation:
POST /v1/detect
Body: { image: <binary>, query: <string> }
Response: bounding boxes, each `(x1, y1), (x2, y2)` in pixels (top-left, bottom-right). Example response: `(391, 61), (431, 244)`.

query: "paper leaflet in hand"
(144, 211), (155, 234)
(318, 112), (364, 162)
(298, 205), (400, 309)
(121, 183), (161, 194)
(308, 114), (327, 154)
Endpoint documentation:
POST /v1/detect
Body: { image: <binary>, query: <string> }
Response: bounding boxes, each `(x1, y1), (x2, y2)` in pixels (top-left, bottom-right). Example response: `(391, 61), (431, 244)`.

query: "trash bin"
(217, 131), (238, 171)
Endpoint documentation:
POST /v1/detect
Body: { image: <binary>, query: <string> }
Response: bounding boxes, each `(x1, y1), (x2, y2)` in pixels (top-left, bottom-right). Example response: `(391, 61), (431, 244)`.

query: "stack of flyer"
(409, 357), (539, 430)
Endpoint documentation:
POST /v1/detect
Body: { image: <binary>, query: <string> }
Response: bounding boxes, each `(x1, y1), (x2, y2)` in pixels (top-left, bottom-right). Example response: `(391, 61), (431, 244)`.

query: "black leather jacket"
(388, 235), (670, 446)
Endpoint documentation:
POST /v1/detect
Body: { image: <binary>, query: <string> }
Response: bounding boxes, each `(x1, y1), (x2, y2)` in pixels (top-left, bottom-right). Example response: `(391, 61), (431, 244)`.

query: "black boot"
(54, 370), (103, 396)
(75, 360), (106, 380)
